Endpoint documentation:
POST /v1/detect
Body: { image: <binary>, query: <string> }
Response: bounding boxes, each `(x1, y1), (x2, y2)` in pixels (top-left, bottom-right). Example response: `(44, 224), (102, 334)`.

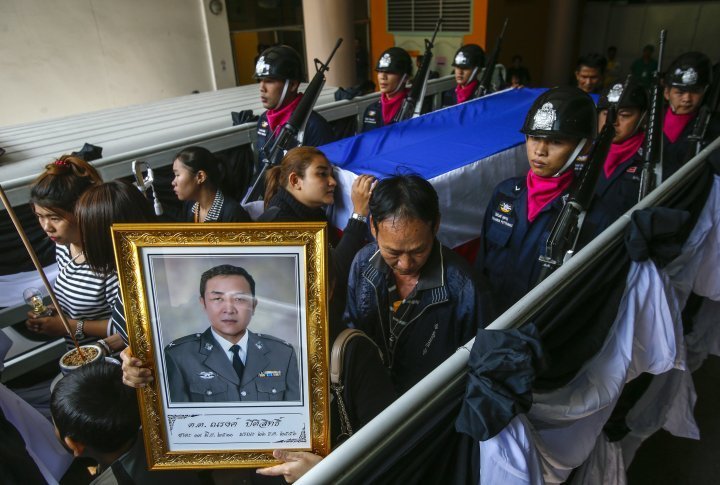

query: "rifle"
(243, 38), (343, 204)
(535, 76), (632, 285)
(638, 29), (667, 201)
(392, 18), (443, 123)
(686, 62), (720, 158)
(474, 17), (509, 99)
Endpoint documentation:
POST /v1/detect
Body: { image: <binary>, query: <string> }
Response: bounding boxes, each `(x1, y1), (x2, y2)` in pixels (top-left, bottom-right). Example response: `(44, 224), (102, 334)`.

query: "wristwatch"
(351, 212), (368, 223)
(75, 320), (86, 340)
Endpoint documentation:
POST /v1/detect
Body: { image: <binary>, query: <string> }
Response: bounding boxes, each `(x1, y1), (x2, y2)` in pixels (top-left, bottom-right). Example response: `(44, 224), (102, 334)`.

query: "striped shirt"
(191, 191), (224, 222)
(55, 244), (118, 348)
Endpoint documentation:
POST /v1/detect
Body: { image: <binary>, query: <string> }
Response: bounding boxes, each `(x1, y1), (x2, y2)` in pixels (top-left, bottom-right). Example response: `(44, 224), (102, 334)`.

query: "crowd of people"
(2, 39), (718, 484)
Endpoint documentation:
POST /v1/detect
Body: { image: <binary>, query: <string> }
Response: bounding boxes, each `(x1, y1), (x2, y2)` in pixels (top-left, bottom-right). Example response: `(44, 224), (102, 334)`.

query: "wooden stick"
(0, 183), (82, 352)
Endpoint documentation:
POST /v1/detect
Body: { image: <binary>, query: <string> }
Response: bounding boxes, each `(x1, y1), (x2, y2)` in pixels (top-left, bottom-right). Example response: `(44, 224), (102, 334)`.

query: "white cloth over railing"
(479, 173), (720, 484)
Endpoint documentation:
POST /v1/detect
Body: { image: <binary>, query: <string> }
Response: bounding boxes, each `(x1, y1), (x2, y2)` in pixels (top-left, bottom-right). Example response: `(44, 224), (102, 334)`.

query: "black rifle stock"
(638, 29), (667, 201)
(535, 76), (632, 285)
(686, 62), (720, 158)
(392, 18), (442, 123)
(243, 38), (343, 204)
(475, 17), (508, 99)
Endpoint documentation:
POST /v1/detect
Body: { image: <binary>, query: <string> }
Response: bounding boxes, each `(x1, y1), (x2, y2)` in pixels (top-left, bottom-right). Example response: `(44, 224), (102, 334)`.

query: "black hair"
(174, 146), (229, 194)
(200, 264), (256, 298)
(576, 53), (607, 74)
(369, 175), (440, 230)
(51, 361), (139, 454)
(30, 154), (102, 215)
(76, 180), (156, 275)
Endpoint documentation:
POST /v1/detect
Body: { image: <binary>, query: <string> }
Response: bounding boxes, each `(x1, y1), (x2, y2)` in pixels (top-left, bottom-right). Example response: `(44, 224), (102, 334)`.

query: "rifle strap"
(555, 138), (588, 177)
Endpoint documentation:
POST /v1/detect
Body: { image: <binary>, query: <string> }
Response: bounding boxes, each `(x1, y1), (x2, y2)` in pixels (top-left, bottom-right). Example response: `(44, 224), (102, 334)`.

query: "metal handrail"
(0, 77), (455, 208)
(297, 135), (720, 484)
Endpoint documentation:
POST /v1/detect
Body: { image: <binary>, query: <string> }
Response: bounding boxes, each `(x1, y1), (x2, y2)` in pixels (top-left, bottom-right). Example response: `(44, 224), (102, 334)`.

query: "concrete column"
(199, 0), (236, 90)
(543, 0), (580, 87)
(302, 0), (355, 87)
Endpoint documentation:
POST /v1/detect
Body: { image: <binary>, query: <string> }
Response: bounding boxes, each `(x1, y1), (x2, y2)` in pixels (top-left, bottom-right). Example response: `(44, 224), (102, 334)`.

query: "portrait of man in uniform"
(163, 264), (301, 403)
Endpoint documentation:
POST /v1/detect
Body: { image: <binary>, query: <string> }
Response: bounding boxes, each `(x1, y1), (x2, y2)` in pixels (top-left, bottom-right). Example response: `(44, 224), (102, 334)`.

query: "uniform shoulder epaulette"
(167, 332), (203, 348)
(255, 333), (292, 347)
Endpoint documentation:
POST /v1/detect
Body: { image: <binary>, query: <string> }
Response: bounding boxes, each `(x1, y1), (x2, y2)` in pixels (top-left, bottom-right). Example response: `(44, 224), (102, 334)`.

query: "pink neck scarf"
(266, 93), (303, 132)
(381, 89), (407, 124)
(526, 169), (574, 222)
(604, 131), (645, 178)
(663, 107), (695, 143)
(455, 80), (478, 104)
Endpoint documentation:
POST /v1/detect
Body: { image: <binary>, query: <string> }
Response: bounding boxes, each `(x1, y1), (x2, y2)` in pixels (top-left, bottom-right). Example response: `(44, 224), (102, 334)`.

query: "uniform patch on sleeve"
(491, 194), (515, 228)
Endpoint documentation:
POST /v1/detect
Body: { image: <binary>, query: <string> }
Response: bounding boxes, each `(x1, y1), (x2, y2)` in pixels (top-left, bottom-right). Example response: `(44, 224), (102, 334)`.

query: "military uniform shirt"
(164, 328), (300, 403)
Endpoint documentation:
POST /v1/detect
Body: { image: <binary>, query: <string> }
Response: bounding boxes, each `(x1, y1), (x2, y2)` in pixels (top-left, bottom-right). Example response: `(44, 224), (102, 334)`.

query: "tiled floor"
(627, 355), (720, 484)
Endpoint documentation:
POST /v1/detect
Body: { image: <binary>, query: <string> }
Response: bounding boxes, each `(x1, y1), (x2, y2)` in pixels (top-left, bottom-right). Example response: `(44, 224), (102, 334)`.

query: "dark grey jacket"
(344, 241), (488, 393)
(165, 328), (300, 403)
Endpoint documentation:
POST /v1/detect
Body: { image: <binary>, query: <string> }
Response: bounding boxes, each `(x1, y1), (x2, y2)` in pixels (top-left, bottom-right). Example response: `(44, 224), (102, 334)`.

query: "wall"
(579, 1), (720, 77)
(486, 0), (552, 87)
(368, 0), (489, 80)
(0, 0), (228, 126)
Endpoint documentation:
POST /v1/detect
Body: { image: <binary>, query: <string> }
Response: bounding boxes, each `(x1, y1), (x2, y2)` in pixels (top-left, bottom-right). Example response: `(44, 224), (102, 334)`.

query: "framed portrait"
(111, 222), (330, 469)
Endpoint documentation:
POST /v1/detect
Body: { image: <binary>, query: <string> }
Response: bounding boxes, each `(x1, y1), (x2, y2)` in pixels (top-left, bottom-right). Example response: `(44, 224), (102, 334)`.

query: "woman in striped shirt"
(25, 155), (118, 349)
(75, 180), (157, 347)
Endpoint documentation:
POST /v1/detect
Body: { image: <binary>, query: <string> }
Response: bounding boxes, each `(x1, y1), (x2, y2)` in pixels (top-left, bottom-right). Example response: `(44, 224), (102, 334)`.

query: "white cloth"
(0, 263), (58, 307)
(480, 260), (679, 484)
(569, 435), (626, 485)
(328, 145), (528, 249)
(664, 175), (720, 303)
(0, 383), (72, 484)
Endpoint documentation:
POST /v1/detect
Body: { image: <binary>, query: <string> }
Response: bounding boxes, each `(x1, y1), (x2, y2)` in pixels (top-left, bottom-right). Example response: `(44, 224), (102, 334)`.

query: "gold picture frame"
(112, 222), (330, 469)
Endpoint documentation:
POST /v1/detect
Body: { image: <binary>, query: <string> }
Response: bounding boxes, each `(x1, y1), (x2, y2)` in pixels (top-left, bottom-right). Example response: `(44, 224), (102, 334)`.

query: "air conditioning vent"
(387, 0), (471, 33)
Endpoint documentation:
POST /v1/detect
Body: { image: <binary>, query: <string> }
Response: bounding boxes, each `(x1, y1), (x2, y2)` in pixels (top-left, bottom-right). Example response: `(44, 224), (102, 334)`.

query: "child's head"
(51, 361), (139, 457)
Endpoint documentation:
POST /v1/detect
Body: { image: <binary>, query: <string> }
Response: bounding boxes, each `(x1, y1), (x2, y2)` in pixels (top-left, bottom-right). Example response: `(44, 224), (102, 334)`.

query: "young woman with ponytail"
(171, 146), (251, 223)
(259, 146), (375, 339)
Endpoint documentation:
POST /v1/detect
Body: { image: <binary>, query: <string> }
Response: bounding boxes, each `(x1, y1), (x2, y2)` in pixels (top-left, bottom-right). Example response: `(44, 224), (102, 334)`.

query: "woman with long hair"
(75, 180), (157, 348)
(171, 146), (251, 222)
(26, 155), (116, 349)
(260, 146), (375, 339)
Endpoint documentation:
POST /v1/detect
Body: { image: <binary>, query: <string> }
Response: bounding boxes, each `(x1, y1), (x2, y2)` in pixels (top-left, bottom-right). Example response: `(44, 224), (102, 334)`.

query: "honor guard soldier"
(594, 79), (648, 222)
(475, 87), (599, 315)
(254, 45), (335, 159)
(662, 51), (720, 179)
(442, 44), (486, 107)
(361, 47), (412, 132)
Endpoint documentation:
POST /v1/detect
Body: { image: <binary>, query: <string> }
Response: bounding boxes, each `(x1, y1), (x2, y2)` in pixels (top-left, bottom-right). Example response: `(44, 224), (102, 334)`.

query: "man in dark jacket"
(344, 175), (490, 393)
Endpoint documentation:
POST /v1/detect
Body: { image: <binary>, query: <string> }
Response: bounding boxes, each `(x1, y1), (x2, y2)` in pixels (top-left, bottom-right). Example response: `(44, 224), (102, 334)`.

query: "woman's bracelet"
(97, 339), (112, 355)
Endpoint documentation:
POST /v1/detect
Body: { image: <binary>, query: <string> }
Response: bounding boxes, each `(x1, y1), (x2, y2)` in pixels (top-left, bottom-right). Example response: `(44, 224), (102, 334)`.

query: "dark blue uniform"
(475, 177), (562, 315)
(441, 89), (459, 107)
(593, 152), (642, 224)
(663, 114), (720, 180)
(361, 99), (384, 132)
(476, 176), (607, 316)
(256, 109), (335, 156)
